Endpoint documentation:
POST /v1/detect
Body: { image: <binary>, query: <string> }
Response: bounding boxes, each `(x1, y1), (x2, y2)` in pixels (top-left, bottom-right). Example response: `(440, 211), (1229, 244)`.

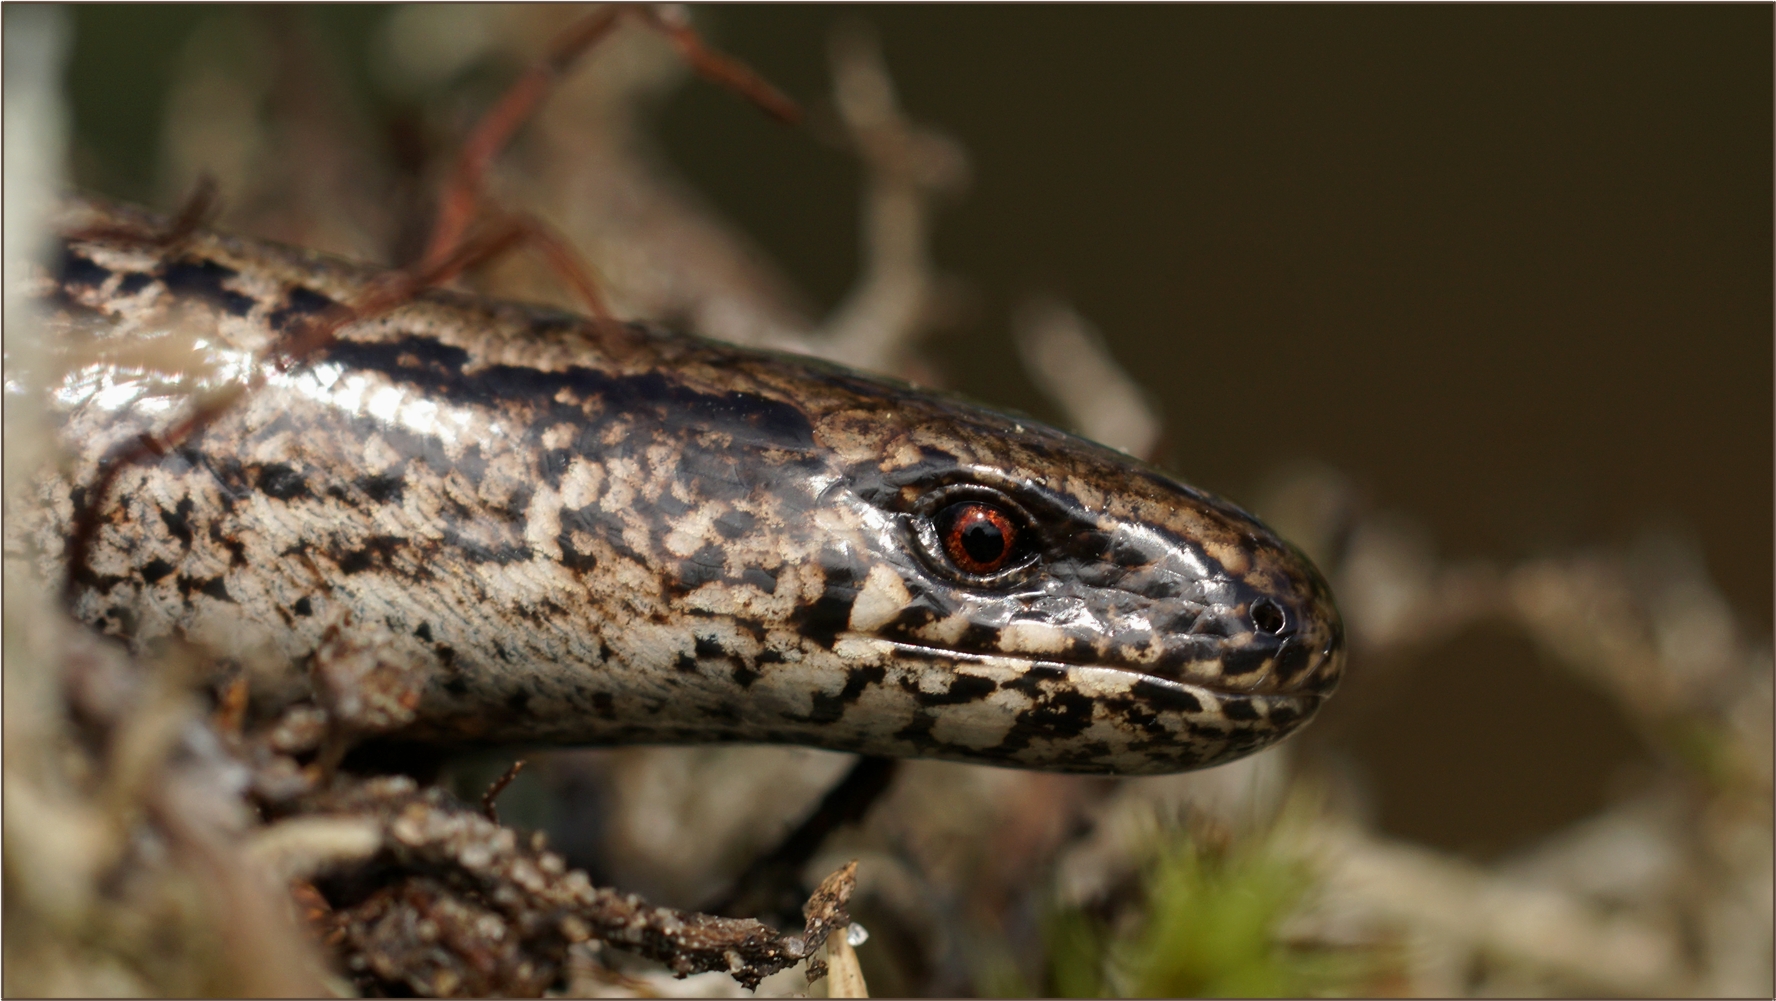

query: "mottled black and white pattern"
(15, 197), (1344, 774)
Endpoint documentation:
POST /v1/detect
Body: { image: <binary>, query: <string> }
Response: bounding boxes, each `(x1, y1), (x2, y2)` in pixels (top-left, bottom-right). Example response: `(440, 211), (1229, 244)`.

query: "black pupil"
(960, 517), (1006, 564)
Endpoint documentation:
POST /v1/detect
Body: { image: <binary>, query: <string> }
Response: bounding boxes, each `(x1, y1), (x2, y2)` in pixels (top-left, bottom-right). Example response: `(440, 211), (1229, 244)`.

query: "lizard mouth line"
(857, 635), (1320, 704)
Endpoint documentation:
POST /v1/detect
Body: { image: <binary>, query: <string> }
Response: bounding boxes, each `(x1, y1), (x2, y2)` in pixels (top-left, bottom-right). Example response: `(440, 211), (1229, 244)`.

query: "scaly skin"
(14, 196), (1343, 774)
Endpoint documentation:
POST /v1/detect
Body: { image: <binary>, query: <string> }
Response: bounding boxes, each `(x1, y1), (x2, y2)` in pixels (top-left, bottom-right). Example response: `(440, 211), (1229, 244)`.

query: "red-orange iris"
(941, 502), (1018, 575)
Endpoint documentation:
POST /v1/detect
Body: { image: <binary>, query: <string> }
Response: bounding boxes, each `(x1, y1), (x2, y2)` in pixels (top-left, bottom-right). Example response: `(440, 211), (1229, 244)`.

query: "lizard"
(12, 193), (1344, 777)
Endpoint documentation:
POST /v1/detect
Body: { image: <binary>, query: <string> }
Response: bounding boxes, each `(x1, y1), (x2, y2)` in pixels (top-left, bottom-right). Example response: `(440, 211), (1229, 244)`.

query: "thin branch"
(481, 759), (528, 824)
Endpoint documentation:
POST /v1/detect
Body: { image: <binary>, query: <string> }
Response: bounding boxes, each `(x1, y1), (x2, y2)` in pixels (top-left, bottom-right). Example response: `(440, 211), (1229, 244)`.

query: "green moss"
(1044, 907), (1111, 998)
(1045, 815), (1375, 998)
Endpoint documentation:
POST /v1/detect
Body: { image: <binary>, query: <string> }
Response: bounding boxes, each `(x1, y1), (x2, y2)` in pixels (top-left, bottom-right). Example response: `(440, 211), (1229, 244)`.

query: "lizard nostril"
(1251, 598), (1286, 635)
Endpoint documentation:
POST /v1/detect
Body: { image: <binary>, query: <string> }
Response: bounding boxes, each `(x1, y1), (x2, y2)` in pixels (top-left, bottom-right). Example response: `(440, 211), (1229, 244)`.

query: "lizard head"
(700, 358), (1348, 774)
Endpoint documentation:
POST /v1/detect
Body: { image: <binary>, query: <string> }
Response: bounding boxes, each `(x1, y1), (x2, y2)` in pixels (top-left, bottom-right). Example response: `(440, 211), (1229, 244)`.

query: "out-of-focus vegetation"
(1042, 804), (1380, 998)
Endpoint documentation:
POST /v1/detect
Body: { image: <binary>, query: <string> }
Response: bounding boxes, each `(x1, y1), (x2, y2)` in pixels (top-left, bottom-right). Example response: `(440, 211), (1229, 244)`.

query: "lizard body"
(13, 196), (1343, 774)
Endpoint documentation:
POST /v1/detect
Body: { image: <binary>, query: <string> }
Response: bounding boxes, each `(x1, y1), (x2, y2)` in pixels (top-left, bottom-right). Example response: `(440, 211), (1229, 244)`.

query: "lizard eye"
(938, 502), (1020, 575)
(907, 484), (1043, 586)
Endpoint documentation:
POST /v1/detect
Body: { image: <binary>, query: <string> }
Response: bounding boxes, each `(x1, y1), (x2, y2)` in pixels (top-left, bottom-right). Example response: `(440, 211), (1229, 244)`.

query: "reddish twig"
(420, 6), (625, 271)
(214, 675), (251, 740)
(503, 212), (614, 320)
(62, 175), (221, 250)
(162, 174), (221, 247)
(275, 217), (531, 367)
(638, 5), (802, 125)
(419, 4), (800, 312)
(480, 759), (529, 824)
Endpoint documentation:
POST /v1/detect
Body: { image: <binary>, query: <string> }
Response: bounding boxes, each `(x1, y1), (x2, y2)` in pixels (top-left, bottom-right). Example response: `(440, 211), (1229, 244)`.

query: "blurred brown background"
(61, 2), (1769, 869)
